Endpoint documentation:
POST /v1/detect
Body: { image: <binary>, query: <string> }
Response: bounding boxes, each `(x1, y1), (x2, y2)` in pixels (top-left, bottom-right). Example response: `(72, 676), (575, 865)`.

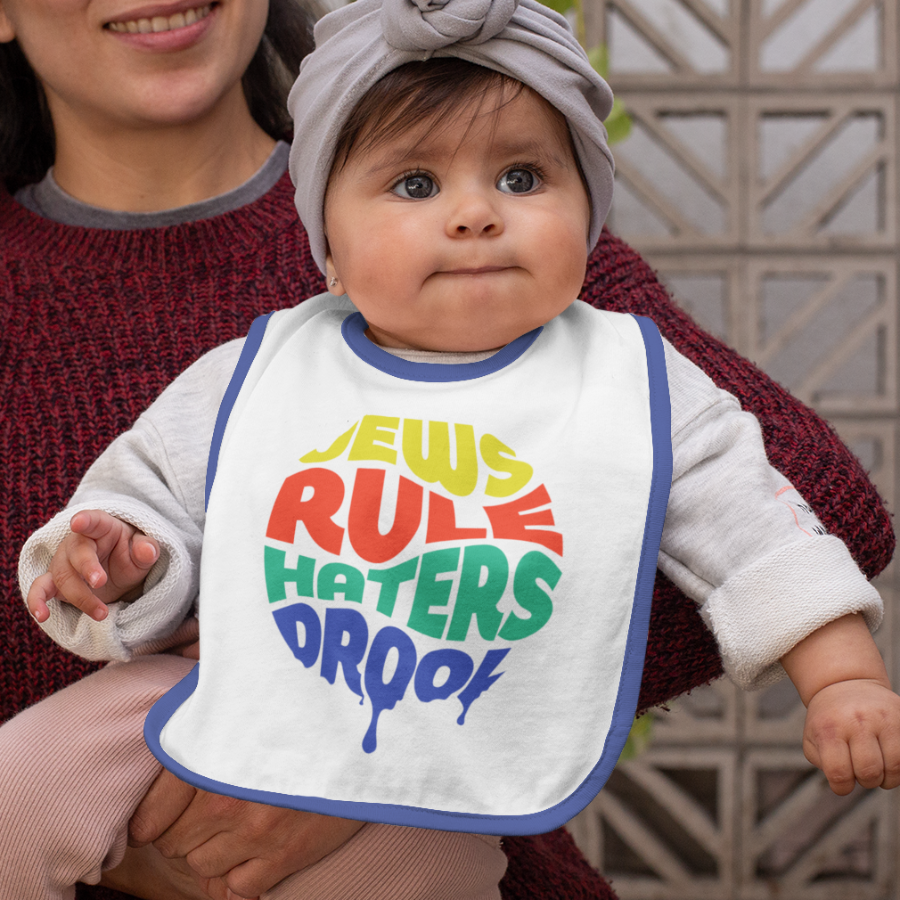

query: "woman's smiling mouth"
(106, 3), (213, 34)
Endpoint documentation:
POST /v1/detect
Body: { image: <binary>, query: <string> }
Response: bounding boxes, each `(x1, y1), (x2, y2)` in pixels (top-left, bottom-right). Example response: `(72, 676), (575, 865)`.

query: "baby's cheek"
(550, 237), (589, 299)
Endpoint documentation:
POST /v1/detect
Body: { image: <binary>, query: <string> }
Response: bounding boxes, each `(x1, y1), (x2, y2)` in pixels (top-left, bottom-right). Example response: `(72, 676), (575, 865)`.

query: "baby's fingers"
(105, 532), (159, 603)
(804, 682), (900, 794)
(26, 572), (58, 624)
(70, 508), (123, 543)
(63, 527), (109, 593)
(847, 733), (887, 790)
(806, 736), (855, 796)
(48, 537), (110, 621)
(72, 510), (158, 601)
(130, 533), (160, 571)
(874, 718), (900, 790)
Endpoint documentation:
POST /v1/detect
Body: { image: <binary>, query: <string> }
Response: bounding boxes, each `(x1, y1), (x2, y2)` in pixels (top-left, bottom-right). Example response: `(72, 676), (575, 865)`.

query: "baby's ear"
(324, 252), (344, 296)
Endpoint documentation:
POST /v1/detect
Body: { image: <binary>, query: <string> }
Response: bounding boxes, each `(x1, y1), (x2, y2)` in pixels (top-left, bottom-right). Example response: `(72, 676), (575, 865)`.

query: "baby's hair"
(330, 57), (589, 201)
(332, 58), (525, 173)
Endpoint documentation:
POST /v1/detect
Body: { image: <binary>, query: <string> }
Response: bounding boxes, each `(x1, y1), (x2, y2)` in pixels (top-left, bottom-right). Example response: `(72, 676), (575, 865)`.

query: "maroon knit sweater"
(1, 172), (894, 900)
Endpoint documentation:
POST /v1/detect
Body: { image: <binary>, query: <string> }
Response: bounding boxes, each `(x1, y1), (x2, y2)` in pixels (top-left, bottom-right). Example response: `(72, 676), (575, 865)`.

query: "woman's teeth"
(107, 4), (212, 33)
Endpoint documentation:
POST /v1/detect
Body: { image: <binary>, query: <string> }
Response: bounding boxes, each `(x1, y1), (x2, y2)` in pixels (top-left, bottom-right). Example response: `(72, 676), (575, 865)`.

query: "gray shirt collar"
(15, 141), (290, 229)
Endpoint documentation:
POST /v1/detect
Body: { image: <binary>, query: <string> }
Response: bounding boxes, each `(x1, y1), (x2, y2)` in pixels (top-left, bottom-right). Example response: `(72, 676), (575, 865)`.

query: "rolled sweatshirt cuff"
(18, 498), (196, 662)
(700, 536), (884, 690)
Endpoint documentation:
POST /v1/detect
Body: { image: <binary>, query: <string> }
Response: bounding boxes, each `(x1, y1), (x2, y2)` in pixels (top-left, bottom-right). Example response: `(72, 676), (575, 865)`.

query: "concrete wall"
(567, 2), (900, 897)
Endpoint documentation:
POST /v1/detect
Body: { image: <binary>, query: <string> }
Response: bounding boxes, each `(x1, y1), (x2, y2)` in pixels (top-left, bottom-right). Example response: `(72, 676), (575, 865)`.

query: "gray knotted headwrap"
(288, 0), (615, 272)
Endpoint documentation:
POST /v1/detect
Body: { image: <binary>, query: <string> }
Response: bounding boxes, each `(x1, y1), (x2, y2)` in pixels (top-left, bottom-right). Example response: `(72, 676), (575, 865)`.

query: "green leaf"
(587, 43), (609, 78)
(587, 43), (631, 143)
(541, 0), (574, 15)
(604, 98), (632, 145)
(617, 713), (653, 763)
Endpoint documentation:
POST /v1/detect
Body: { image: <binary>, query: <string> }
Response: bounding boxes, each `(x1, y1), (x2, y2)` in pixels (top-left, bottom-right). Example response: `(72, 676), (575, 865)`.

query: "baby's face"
(323, 85), (592, 352)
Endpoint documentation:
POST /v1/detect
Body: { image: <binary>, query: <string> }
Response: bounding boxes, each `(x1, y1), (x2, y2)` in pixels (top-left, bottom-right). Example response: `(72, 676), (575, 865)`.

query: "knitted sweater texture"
(1, 172), (894, 900)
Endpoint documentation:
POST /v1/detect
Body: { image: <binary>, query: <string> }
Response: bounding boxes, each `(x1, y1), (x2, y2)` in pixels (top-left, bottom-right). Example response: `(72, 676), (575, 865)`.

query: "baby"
(19, 0), (900, 894)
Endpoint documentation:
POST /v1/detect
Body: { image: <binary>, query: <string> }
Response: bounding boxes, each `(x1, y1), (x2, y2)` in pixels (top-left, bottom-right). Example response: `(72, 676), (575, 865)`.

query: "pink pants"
(0, 654), (505, 900)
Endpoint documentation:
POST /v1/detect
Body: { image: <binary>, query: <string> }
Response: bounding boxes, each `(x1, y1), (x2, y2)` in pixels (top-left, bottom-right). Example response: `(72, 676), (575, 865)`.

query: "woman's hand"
(26, 510), (159, 623)
(126, 769), (365, 899)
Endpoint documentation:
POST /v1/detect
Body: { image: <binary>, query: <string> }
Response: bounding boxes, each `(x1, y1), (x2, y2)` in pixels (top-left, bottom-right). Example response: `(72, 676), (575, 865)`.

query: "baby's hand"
(802, 679), (900, 795)
(27, 510), (159, 624)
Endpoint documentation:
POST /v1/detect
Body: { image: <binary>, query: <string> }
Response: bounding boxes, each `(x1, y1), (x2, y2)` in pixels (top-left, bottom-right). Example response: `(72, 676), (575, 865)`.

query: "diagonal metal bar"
(665, 0), (733, 44)
(613, 158), (700, 237)
(758, 0), (811, 41)
(793, 0), (876, 75)
(780, 792), (884, 886)
(622, 760), (723, 854)
(757, 108), (852, 205)
(595, 789), (693, 884)
(795, 300), (888, 401)
(612, 2), (695, 73)
(748, 769), (831, 858)
(753, 270), (855, 367)
(793, 142), (887, 237)
(630, 111), (729, 201)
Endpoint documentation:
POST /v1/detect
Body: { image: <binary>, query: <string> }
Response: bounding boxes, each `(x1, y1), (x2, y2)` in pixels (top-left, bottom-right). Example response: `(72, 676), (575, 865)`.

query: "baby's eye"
(392, 173), (438, 200)
(498, 168), (539, 194)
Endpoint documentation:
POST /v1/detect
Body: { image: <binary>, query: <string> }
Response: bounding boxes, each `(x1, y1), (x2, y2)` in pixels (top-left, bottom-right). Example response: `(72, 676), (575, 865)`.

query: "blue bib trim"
(341, 311), (542, 382)
(205, 312), (273, 510)
(554, 314), (672, 817)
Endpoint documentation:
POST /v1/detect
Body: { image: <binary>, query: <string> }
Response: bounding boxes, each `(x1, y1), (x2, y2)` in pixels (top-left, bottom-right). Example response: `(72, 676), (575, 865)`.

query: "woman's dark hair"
(0, 0), (318, 192)
(241, 0), (318, 140)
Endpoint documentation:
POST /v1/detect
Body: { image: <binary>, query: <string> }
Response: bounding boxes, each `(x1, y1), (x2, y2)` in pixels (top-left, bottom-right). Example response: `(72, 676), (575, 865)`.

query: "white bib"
(146, 294), (672, 835)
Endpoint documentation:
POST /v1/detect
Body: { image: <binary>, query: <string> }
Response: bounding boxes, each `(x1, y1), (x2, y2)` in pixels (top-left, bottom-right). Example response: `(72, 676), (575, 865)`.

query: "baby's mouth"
(442, 265), (510, 275)
(106, 3), (214, 33)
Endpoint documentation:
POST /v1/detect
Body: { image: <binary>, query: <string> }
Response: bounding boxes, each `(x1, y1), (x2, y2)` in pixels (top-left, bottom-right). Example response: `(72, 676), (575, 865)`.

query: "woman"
(0, 0), (893, 897)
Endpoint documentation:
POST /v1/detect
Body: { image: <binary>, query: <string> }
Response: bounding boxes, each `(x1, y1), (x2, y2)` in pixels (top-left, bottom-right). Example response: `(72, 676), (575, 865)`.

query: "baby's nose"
(447, 193), (503, 237)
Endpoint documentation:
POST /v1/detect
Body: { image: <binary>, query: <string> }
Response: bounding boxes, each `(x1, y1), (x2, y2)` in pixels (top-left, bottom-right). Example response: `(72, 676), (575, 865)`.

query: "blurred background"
(313, 0), (898, 893)
(558, 1), (900, 898)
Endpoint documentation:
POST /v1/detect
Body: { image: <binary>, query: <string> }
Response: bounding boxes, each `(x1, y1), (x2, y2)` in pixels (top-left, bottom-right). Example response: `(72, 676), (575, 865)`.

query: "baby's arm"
(781, 614), (900, 794)
(660, 338), (883, 688)
(658, 338), (898, 793)
(18, 338), (245, 660)
(26, 509), (160, 624)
